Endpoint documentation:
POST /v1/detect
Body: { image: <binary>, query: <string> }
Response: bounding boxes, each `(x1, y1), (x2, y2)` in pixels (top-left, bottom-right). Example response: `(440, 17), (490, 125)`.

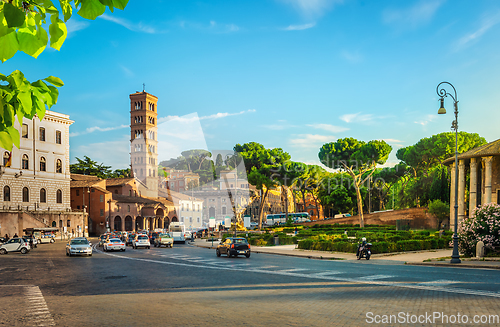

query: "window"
(40, 188), (46, 203)
(114, 190), (118, 194)
(56, 159), (62, 173)
(129, 190), (132, 196)
(100, 209), (104, 216)
(40, 157), (46, 171)
(56, 189), (62, 203)
(22, 187), (29, 202)
(77, 205), (80, 209)
(22, 124), (28, 138)
(3, 185), (10, 202)
(127, 205), (130, 212)
(39, 127), (45, 141)
(189, 217), (192, 223)
(22, 154), (29, 169)
(3, 152), (9, 166)
(76, 189), (79, 196)
(197, 217), (200, 223)
(67, 220), (71, 227)
(55, 130), (61, 144)
(222, 207), (226, 215)
(100, 194), (104, 202)
(52, 221), (56, 227)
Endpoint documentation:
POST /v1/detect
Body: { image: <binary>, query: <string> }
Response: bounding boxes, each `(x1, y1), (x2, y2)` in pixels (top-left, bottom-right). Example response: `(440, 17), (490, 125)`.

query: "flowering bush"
(458, 203), (500, 256)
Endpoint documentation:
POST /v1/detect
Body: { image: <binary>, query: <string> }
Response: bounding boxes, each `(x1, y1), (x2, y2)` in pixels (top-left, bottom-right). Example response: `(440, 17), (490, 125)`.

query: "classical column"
(121, 218), (125, 232)
(450, 163), (456, 230)
(132, 217), (136, 232)
(458, 160), (466, 224)
(469, 158), (478, 215)
(483, 156), (493, 204)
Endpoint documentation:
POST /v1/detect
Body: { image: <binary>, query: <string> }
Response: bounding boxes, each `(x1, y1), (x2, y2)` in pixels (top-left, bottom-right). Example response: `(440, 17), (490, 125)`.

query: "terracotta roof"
(143, 196), (175, 207)
(105, 178), (135, 186)
(71, 174), (100, 181)
(112, 194), (160, 204)
(70, 180), (101, 188)
(443, 138), (500, 165)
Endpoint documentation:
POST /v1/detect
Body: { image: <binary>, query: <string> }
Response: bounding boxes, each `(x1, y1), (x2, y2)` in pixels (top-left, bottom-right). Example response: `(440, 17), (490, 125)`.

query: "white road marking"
(358, 274), (395, 281)
(280, 268), (310, 273)
(93, 245), (500, 299)
(417, 280), (459, 286)
(24, 286), (55, 326)
(311, 271), (342, 276)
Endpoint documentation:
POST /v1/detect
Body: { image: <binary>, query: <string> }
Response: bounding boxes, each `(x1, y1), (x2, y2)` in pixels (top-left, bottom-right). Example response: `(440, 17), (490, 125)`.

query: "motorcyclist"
(357, 237), (367, 257)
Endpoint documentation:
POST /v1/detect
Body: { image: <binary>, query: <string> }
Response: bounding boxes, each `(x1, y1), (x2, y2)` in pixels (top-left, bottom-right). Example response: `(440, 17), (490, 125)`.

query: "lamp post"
(436, 81), (461, 264)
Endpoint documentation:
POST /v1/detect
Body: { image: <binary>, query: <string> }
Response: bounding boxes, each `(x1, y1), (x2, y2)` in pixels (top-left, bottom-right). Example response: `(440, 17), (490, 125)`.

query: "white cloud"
(383, 138), (404, 146)
(119, 65), (134, 77)
(282, 22), (316, 31)
(290, 134), (335, 147)
(339, 113), (373, 123)
(100, 14), (159, 34)
(414, 114), (437, 126)
(383, 0), (444, 28)
(157, 109), (255, 124)
(455, 12), (500, 50)
(279, 0), (344, 18)
(307, 123), (349, 133)
(341, 50), (363, 63)
(70, 124), (128, 137)
(66, 20), (90, 35)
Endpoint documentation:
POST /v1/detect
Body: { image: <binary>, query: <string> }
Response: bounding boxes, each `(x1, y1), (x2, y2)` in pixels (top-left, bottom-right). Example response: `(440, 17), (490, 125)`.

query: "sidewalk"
(190, 238), (500, 269)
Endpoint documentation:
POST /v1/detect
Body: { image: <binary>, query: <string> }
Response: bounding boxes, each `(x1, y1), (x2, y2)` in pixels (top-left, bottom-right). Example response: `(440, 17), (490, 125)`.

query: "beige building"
(0, 111), (86, 237)
(444, 138), (500, 230)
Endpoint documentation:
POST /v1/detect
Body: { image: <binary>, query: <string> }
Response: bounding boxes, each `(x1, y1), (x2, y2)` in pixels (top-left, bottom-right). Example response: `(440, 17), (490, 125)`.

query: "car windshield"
(159, 233), (171, 238)
(71, 239), (89, 245)
(233, 238), (248, 244)
(110, 239), (121, 243)
(138, 236), (148, 240)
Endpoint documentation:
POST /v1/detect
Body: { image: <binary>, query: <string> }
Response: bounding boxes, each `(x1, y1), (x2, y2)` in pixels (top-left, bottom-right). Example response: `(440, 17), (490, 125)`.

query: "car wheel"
(89, 253), (92, 256)
(227, 251), (232, 258)
(0, 249), (6, 255)
(245, 252), (251, 258)
(216, 249), (221, 257)
(366, 254), (370, 260)
(148, 246), (150, 249)
(50, 239), (55, 243)
(20, 248), (28, 254)
(66, 250), (69, 256)
(122, 249), (126, 252)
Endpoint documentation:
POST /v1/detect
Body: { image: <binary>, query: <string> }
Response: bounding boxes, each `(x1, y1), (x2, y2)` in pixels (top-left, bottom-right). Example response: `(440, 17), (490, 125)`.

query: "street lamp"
(436, 81), (461, 264)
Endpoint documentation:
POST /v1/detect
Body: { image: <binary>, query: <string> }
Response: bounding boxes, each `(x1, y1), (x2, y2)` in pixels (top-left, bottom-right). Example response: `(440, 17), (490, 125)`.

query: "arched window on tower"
(3, 152), (9, 166)
(22, 187), (29, 202)
(56, 159), (62, 173)
(3, 185), (10, 202)
(22, 154), (29, 169)
(40, 157), (46, 171)
(40, 188), (46, 203)
(56, 189), (62, 203)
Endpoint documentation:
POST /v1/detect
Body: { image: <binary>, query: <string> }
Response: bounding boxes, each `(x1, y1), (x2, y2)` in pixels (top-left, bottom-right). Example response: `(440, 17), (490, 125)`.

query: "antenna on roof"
(142, 83), (145, 92)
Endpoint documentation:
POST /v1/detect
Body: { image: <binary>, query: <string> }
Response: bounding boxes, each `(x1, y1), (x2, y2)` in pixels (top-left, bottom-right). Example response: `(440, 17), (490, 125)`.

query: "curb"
(406, 262), (500, 270)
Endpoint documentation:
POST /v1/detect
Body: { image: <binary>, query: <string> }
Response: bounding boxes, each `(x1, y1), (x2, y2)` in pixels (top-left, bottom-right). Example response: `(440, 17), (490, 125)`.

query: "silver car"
(0, 238), (30, 254)
(66, 238), (93, 256)
(132, 235), (151, 249)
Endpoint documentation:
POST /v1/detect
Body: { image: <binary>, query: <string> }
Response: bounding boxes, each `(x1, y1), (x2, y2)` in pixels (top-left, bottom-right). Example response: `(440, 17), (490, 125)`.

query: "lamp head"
(438, 98), (446, 114)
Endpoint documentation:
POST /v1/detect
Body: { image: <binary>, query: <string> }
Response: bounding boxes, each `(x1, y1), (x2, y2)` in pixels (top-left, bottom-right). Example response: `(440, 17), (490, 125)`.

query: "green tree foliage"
(318, 172), (359, 216)
(215, 153), (223, 167)
(0, 0), (128, 150)
(70, 155), (129, 179)
(160, 149), (215, 186)
(427, 199), (450, 229)
(318, 138), (392, 227)
(372, 164), (409, 211)
(234, 142), (291, 229)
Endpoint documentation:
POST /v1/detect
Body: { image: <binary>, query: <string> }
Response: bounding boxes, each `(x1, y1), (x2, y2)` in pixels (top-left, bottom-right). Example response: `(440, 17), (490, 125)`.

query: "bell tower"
(130, 90), (158, 197)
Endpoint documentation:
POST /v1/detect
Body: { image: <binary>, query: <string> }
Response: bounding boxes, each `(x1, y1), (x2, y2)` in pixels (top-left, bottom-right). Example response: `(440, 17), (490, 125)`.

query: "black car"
(216, 237), (251, 258)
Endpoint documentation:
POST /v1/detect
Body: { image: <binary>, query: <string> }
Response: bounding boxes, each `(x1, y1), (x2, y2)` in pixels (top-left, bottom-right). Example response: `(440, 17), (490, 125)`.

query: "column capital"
(482, 156), (494, 164)
(470, 157), (478, 168)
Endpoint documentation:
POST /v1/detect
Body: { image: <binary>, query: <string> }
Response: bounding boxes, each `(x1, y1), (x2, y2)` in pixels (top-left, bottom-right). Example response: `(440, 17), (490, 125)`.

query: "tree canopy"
(0, 0), (128, 151)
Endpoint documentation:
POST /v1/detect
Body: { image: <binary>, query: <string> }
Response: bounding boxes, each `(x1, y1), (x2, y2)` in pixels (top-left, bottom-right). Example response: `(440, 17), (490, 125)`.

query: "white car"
(0, 238), (30, 254)
(132, 235), (151, 249)
(103, 238), (126, 252)
(66, 238), (92, 256)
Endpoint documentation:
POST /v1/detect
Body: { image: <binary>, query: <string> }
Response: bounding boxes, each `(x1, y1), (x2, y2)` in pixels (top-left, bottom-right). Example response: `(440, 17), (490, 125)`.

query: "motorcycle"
(356, 242), (372, 260)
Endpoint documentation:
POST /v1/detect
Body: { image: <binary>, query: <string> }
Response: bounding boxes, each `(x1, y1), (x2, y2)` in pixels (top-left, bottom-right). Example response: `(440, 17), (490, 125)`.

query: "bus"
(265, 213), (311, 226)
(168, 222), (185, 243)
(23, 227), (58, 244)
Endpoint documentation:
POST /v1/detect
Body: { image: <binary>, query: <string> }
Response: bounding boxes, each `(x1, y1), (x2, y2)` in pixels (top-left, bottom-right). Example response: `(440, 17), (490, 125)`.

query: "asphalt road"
(1, 238), (499, 326)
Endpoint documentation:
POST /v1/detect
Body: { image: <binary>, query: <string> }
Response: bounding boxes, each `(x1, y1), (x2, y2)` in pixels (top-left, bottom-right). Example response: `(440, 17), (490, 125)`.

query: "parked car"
(103, 238), (126, 252)
(154, 233), (174, 248)
(98, 234), (108, 247)
(0, 237), (31, 255)
(38, 234), (55, 244)
(0, 237), (7, 244)
(66, 238), (92, 256)
(195, 228), (208, 238)
(132, 234), (151, 249)
(216, 237), (251, 258)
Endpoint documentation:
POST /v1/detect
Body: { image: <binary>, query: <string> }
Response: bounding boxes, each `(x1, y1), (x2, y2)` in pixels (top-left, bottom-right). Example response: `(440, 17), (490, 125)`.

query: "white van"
(168, 222), (185, 243)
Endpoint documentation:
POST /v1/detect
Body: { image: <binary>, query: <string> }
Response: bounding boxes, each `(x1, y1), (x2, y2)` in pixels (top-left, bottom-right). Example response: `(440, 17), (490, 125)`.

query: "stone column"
(469, 158), (478, 215)
(121, 218), (125, 232)
(458, 160), (466, 224)
(483, 156), (493, 204)
(449, 163), (456, 230)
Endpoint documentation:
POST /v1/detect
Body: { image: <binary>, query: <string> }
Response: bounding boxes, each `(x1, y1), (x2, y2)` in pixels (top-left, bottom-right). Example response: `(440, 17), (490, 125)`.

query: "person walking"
(13, 233), (18, 238)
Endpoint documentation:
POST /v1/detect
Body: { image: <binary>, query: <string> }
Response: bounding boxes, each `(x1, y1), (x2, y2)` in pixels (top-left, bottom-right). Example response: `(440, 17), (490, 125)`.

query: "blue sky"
(4, 0), (500, 169)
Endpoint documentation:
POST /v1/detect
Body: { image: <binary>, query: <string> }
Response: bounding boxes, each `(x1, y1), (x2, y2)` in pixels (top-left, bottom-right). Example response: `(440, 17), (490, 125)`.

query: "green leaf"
(78, 0), (106, 20)
(16, 91), (33, 116)
(0, 130), (13, 151)
(99, 0), (114, 12)
(8, 70), (27, 89)
(31, 93), (46, 120)
(18, 19), (48, 58)
(112, 0), (129, 10)
(0, 31), (19, 62)
(43, 76), (64, 87)
(4, 3), (26, 28)
(59, 0), (73, 22)
(46, 85), (59, 106)
(49, 14), (67, 50)
(6, 126), (20, 149)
